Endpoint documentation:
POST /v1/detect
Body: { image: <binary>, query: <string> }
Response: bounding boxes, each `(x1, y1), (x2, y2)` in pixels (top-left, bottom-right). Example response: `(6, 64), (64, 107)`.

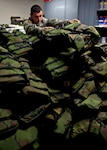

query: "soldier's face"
(31, 11), (43, 24)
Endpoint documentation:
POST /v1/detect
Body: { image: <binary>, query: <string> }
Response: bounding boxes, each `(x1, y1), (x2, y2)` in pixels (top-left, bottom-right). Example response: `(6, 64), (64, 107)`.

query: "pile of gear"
(0, 22), (107, 149)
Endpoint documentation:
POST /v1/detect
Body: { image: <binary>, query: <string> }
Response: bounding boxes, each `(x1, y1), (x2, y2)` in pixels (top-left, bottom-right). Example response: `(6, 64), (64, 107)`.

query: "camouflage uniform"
(23, 17), (58, 34)
(23, 17), (71, 35)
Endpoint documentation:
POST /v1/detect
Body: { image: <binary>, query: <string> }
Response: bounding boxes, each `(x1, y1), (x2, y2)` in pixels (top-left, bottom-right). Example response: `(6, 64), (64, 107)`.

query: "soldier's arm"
(23, 19), (42, 34)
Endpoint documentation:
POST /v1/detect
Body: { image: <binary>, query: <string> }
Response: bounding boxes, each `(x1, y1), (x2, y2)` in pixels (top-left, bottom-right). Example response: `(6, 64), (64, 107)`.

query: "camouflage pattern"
(0, 126), (38, 150)
(1, 22), (107, 149)
(23, 17), (48, 34)
(23, 17), (70, 35)
(0, 108), (18, 140)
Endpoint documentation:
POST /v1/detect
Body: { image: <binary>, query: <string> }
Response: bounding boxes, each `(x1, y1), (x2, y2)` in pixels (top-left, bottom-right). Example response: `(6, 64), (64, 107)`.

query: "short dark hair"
(31, 5), (42, 14)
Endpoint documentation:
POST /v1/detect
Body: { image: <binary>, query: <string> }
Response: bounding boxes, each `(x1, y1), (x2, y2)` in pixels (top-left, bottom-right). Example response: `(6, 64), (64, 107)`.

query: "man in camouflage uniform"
(23, 4), (81, 34)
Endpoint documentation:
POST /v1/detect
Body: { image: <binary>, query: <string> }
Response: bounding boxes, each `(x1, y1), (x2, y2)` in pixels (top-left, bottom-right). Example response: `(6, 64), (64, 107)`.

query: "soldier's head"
(30, 4), (44, 24)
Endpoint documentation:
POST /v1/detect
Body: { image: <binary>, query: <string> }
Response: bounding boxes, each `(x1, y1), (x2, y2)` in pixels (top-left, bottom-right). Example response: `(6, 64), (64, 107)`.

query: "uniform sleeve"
(23, 19), (42, 35)
(46, 18), (70, 28)
(23, 17), (70, 35)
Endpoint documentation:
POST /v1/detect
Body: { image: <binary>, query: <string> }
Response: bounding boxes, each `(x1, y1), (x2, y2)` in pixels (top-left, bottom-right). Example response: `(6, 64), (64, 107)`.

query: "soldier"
(23, 4), (81, 34)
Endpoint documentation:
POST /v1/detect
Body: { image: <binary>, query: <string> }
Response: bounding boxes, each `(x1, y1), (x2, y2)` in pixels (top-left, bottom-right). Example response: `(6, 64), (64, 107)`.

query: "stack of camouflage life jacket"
(0, 22), (107, 150)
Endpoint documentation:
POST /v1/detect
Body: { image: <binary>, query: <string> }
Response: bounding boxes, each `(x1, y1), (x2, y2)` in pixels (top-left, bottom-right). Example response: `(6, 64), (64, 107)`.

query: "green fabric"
(79, 94), (102, 109)
(44, 57), (69, 79)
(54, 107), (72, 136)
(0, 108), (19, 140)
(0, 126), (38, 150)
(48, 87), (70, 103)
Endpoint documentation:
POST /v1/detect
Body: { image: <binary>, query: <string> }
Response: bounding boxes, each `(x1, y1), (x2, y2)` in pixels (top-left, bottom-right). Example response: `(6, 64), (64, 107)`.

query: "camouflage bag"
(0, 28), (40, 58)
(43, 57), (69, 80)
(0, 126), (38, 150)
(0, 48), (26, 85)
(48, 87), (70, 103)
(21, 58), (49, 97)
(90, 61), (107, 77)
(0, 108), (19, 140)
(64, 22), (100, 52)
(72, 75), (96, 98)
